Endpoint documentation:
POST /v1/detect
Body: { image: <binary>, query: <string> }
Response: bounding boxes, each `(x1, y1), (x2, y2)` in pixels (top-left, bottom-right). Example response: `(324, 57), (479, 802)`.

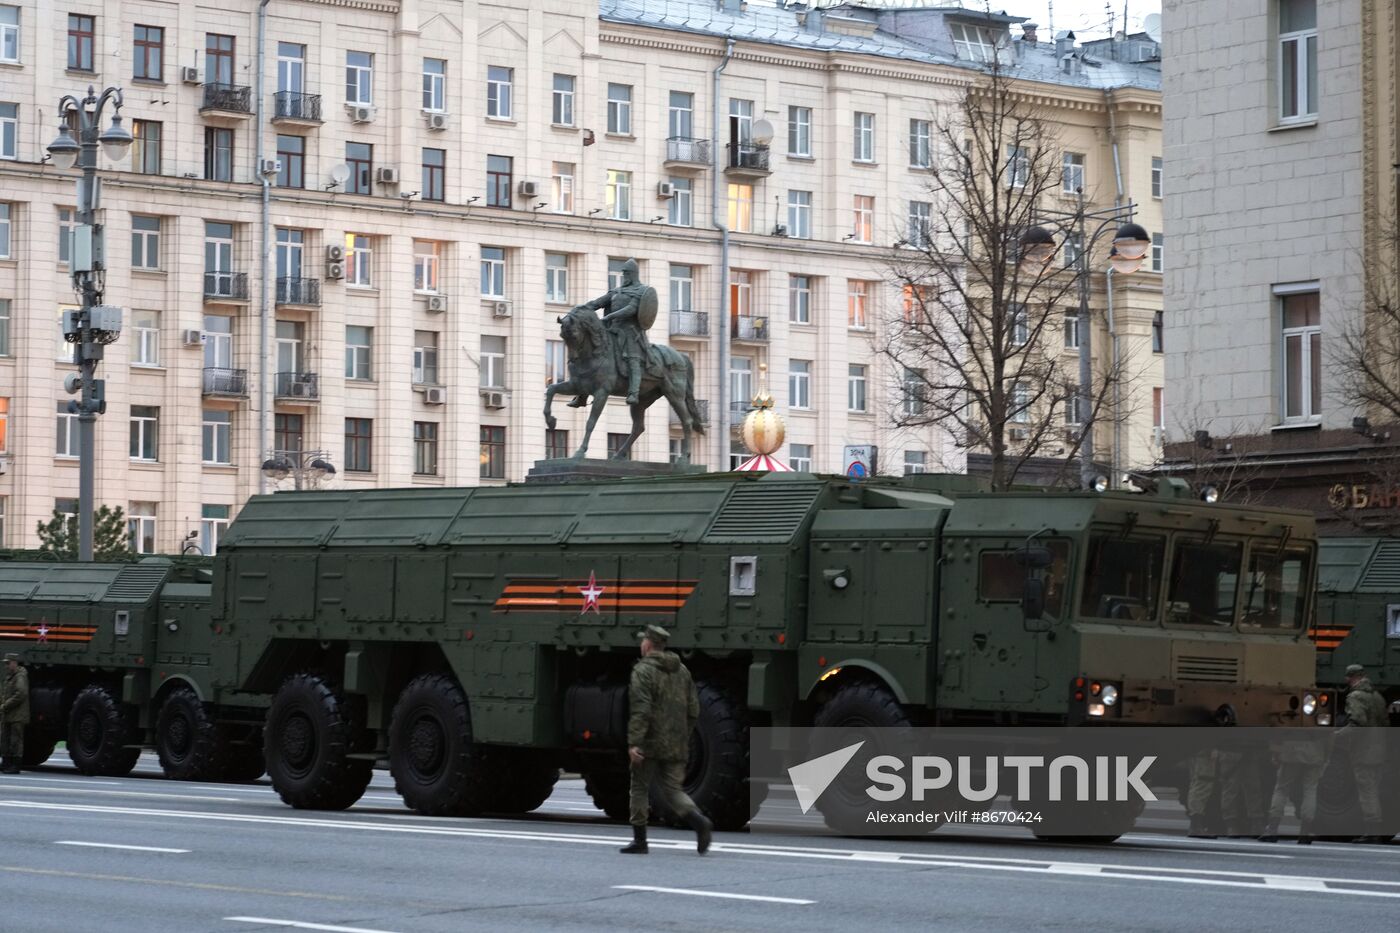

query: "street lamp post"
(261, 450), (337, 491)
(1020, 189), (1150, 490)
(48, 86), (133, 561)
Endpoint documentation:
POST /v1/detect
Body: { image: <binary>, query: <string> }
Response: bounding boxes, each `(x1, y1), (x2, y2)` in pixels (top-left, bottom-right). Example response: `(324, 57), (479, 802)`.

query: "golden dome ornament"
(736, 363), (793, 471)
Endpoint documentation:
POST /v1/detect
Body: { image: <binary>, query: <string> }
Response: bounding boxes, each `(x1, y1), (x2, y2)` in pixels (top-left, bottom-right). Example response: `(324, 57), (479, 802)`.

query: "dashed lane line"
(226, 918), (403, 933)
(55, 840), (190, 853)
(614, 885), (815, 905)
(0, 865), (350, 900)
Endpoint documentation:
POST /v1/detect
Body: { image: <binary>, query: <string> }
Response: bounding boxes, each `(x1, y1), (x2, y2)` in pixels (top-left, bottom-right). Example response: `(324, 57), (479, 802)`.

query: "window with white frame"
(422, 58), (446, 112)
(1062, 152), (1085, 194)
(907, 201), (931, 248)
(789, 444), (813, 473)
(729, 98), (753, 143)
(730, 357), (753, 412)
(1279, 287), (1320, 421)
(787, 190), (812, 239)
(345, 325), (373, 380)
(551, 161), (574, 213)
(346, 51), (373, 105)
(200, 504), (230, 554)
(1151, 233), (1163, 273)
(1062, 233), (1082, 269)
(789, 360), (812, 410)
(346, 233), (372, 287)
(788, 106), (811, 156)
(545, 339), (566, 386)
(903, 367), (927, 416)
(853, 112), (875, 162)
(852, 195), (874, 243)
(1151, 156), (1163, 198)
(413, 330), (439, 385)
(132, 310), (159, 366)
(0, 102), (15, 160)
(129, 405), (159, 461)
(0, 6), (17, 64)
(607, 83), (632, 135)
(670, 264), (694, 311)
(1007, 146), (1029, 188)
(669, 91), (694, 139)
(56, 401), (78, 457)
(1278, 0), (1317, 122)
(727, 182), (753, 232)
(480, 335), (506, 389)
(413, 240), (440, 293)
(545, 253), (569, 303)
(480, 246), (505, 297)
(789, 275), (811, 324)
(668, 177), (693, 227)
(1064, 310), (1080, 350)
(606, 169), (631, 220)
(1011, 303), (1029, 345)
(128, 502), (157, 554)
(1063, 385), (1083, 426)
(848, 364), (868, 412)
(486, 65), (513, 118)
(552, 74), (575, 125)
(0, 203), (11, 258)
(904, 450), (928, 474)
(202, 410), (230, 464)
(848, 281), (870, 329)
(909, 118), (931, 167)
(950, 22), (997, 62)
(131, 215), (160, 270)
(1011, 382), (1032, 424)
(607, 258), (628, 291)
(730, 270), (754, 320)
(203, 315), (232, 369)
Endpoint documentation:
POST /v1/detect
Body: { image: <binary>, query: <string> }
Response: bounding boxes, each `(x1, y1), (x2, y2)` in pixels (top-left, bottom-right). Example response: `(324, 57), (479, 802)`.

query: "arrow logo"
(788, 741), (864, 814)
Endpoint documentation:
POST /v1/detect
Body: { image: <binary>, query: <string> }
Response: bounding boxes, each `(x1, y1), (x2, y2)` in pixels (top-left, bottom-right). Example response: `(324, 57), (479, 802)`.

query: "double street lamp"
(261, 450), (337, 491)
(1020, 191), (1151, 490)
(48, 85), (133, 561)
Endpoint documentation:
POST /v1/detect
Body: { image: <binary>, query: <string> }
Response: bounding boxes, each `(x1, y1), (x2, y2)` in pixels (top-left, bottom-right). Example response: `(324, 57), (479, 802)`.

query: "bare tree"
(881, 54), (1126, 491)
(1146, 407), (1278, 506)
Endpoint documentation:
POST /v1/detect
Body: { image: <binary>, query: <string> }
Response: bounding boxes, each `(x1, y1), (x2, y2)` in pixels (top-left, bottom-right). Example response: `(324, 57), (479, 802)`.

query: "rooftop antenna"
(1047, 0), (1054, 36)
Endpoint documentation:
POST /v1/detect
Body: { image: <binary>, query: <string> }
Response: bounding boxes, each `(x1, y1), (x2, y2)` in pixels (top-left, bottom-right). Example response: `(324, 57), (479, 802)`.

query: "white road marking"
(1, 784), (239, 802)
(614, 885), (815, 905)
(226, 918), (402, 933)
(55, 840), (190, 854)
(16, 776), (121, 785)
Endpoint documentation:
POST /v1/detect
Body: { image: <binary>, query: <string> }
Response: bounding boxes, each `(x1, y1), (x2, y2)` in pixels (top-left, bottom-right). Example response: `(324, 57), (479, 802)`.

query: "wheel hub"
(407, 714), (445, 778)
(166, 713), (192, 757)
(280, 712), (315, 773)
(76, 712), (101, 752)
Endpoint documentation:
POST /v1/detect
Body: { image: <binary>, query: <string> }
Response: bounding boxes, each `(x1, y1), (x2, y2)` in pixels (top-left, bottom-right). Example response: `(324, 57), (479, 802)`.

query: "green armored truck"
(1314, 537), (1400, 717)
(1, 473), (1323, 828)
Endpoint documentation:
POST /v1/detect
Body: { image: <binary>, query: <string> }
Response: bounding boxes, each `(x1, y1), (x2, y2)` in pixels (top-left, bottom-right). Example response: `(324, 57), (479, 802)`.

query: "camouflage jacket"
(1341, 677), (1388, 765)
(627, 651), (698, 761)
(0, 666), (29, 725)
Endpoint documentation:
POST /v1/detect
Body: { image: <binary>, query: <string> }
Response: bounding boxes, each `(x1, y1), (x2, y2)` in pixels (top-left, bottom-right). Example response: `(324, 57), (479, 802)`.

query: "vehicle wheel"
(666, 680), (752, 831)
(388, 673), (491, 816)
(219, 726), (266, 783)
(485, 748), (560, 814)
(67, 684), (142, 776)
(582, 768), (631, 821)
(264, 673), (372, 810)
(811, 679), (914, 835)
(156, 687), (227, 781)
(20, 736), (58, 769)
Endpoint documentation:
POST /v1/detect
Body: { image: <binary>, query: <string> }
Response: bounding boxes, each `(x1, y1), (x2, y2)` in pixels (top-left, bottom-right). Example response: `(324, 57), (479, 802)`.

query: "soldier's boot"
(685, 809), (713, 855)
(625, 359), (641, 405)
(0, 758), (13, 775)
(620, 825), (648, 855)
(1297, 822), (1313, 845)
(1187, 817), (1216, 839)
(1257, 826), (1279, 843)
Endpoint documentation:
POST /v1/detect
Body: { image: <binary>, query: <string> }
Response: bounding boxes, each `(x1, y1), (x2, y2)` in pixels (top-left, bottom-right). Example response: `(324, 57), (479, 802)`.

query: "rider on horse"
(569, 258), (652, 406)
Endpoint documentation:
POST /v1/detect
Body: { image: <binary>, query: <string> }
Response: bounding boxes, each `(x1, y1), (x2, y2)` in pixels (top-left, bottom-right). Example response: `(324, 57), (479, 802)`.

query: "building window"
(414, 240), (441, 293)
(204, 314), (233, 369)
(128, 503), (157, 554)
(853, 112), (875, 162)
(545, 428), (570, 460)
(56, 401), (79, 457)
(0, 6), (18, 64)
(1007, 146), (1028, 189)
(852, 195), (874, 243)
(204, 221), (234, 291)
(133, 25), (164, 80)
(274, 412), (304, 454)
(346, 51), (373, 105)
(345, 325), (372, 380)
(668, 177), (693, 227)
(1150, 233), (1164, 273)
(422, 148), (445, 202)
(200, 505), (230, 555)
(1062, 233), (1083, 270)
(204, 127), (234, 182)
(1152, 387), (1164, 432)
(552, 73), (575, 125)
(0, 398), (6, 453)
(486, 65), (513, 118)
(848, 281), (870, 329)
(950, 21), (997, 62)
(904, 450), (928, 475)
(414, 422), (439, 475)
(132, 310), (159, 366)
(0, 202), (8, 258)
(787, 190), (812, 239)
(606, 170), (631, 220)
(552, 162), (574, 213)
(480, 246), (505, 297)
(907, 201), (931, 248)
(0, 298), (9, 355)
(346, 142), (372, 194)
(57, 207), (74, 263)
(789, 360), (812, 410)
(1279, 288), (1321, 421)
(788, 106), (811, 156)
(129, 405), (159, 461)
(606, 433), (631, 461)
(729, 270), (754, 322)
(1065, 311), (1080, 350)
(730, 98), (754, 144)
(1279, 0), (1317, 122)
(909, 118), (931, 167)
(545, 253), (569, 303)
(278, 42), (306, 95)
(1152, 311), (1163, 353)
(670, 265), (694, 311)
(346, 233), (372, 287)
(344, 418), (373, 472)
(789, 275), (811, 324)
(202, 410), (231, 464)
(669, 91), (694, 139)
(481, 335), (506, 388)
(848, 364), (868, 413)
(276, 135), (305, 188)
(1011, 303), (1029, 345)
(608, 257), (628, 291)
(133, 120), (162, 174)
(487, 154), (512, 207)
(545, 338), (567, 386)
(205, 33), (234, 85)
(413, 330), (439, 385)
(789, 444), (813, 472)
(1063, 384), (1082, 426)
(1151, 156), (1163, 198)
(480, 426), (506, 478)
(730, 357), (754, 414)
(68, 14), (94, 71)
(275, 227), (304, 282)
(607, 83), (632, 135)
(727, 182), (753, 232)
(903, 368), (926, 417)
(0, 102), (14, 160)
(1062, 152), (1085, 194)
(131, 215), (161, 269)
(422, 58), (446, 112)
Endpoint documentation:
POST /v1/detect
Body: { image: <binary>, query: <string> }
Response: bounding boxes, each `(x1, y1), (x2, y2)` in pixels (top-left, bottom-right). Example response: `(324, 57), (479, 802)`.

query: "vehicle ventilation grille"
(704, 483), (821, 543)
(106, 563), (170, 602)
(1173, 655), (1240, 683)
(1359, 540), (1400, 589)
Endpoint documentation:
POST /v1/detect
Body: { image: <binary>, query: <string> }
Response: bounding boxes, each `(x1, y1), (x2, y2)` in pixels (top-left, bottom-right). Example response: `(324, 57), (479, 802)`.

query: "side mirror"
(1022, 577), (1050, 631)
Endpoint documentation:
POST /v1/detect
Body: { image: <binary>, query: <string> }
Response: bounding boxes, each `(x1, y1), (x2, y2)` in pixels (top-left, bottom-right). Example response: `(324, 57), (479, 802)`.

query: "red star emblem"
(578, 571), (605, 615)
(35, 622), (49, 643)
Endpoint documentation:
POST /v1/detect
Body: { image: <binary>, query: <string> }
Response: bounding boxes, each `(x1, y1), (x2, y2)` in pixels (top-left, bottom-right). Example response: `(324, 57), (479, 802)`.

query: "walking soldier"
(0, 653), (29, 774)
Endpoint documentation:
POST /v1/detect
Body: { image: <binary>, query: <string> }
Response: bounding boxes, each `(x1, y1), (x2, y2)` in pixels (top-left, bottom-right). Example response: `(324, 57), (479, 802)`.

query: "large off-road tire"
(484, 748), (560, 814)
(388, 673), (491, 816)
(20, 736), (58, 769)
(264, 673), (372, 810)
(811, 679), (914, 835)
(582, 768), (631, 822)
(67, 684), (142, 776)
(668, 680), (753, 831)
(155, 687), (228, 781)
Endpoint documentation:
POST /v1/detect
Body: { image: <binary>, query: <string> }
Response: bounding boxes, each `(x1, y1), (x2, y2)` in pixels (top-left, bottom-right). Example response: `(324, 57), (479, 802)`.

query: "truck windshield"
(1240, 546), (1311, 630)
(1165, 540), (1242, 626)
(1080, 535), (1164, 621)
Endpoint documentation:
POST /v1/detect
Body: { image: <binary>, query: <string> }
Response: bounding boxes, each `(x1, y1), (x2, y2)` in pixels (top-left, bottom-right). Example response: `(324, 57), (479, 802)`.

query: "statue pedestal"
(526, 459), (708, 484)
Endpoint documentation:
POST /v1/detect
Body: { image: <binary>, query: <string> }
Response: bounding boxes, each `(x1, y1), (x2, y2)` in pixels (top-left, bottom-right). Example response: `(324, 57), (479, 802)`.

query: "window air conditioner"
(518, 180), (539, 197)
(325, 262), (345, 280)
(326, 244), (345, 262)
(375, 167), (399, 184)
(656, 181), (676, 199)
(482, 390), (508, 409)
(350, 105), (375, 124)
(181, 67), (201, 84)
(425, 112), (448, 131)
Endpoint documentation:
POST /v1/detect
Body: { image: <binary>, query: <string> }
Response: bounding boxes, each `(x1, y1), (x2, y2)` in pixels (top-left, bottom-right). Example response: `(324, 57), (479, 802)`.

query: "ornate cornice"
(297, 0), (400, 12)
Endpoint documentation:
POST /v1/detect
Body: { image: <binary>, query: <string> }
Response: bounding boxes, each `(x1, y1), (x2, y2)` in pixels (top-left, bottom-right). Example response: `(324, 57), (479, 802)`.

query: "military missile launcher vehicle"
(0, 472), (1324, 829)
(1314, 537), (1400, 720)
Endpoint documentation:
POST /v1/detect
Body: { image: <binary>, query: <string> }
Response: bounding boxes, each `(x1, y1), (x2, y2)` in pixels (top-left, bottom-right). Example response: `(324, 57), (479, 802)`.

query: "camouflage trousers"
(1354, 765), (1384, 825)
(1266, 762), (1323, 828)
(0, 722), (22, 761)
(1187, 749), (1266, 831)
(629, 758), (697, 827)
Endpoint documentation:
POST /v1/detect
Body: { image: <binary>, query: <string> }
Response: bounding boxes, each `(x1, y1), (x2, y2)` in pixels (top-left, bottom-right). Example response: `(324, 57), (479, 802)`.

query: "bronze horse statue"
(544, 304), (706, 461)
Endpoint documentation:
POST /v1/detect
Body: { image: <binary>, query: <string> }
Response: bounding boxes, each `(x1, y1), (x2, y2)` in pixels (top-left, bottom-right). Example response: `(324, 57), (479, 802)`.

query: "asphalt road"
(1, 753), (1397, 933)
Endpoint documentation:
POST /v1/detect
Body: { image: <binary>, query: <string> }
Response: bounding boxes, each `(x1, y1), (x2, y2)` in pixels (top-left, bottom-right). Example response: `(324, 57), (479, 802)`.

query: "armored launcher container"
(1315, 537), (1400, 719)
(1, 473), (1324, 830)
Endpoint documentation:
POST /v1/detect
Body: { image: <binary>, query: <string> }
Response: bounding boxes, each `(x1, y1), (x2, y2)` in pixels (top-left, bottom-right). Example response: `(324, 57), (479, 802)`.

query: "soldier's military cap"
(636, 624), (671, 643)
(1345, 663), (1366, 675)
(2, 653), (18, 662)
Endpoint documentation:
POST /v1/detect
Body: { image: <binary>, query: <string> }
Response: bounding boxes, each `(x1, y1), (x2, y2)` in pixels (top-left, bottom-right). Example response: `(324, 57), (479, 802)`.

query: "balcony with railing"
(272, 91), (323, 125)
(665, 137), (711, 168)
(200, 83), (253, 119)
(731, 315), (769, 342)
(276, 276), (321, 307)
(725, 143), (771, 177)
(203, 271), (249, 301)
(669, 310), (709, 339)
(202, 367), (248, 397)
(670, 398), (710, 426)
(729, 400), (752, 417)
(275, 371), (320, 401)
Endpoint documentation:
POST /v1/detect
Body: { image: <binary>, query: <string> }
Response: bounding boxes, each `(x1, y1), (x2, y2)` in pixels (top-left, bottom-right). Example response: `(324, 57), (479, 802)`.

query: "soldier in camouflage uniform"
(620, 624), (713, 855)
(0, 653), (29, 774)
(1259, 733), (1326, 844)
(1338, 663), (1389, 843)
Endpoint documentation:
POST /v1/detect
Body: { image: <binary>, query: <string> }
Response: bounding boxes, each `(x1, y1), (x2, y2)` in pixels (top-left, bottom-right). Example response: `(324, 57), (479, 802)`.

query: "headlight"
(1101, 684), (1119, 707)
(1317, 713), (1332, 726)
(1302, 693), (1317, 716)
(1087, 702), (1107, 717)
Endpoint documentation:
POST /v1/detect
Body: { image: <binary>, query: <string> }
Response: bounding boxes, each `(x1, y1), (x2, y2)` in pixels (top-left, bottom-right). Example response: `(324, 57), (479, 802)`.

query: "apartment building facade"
(0, 0), (1162, 552)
